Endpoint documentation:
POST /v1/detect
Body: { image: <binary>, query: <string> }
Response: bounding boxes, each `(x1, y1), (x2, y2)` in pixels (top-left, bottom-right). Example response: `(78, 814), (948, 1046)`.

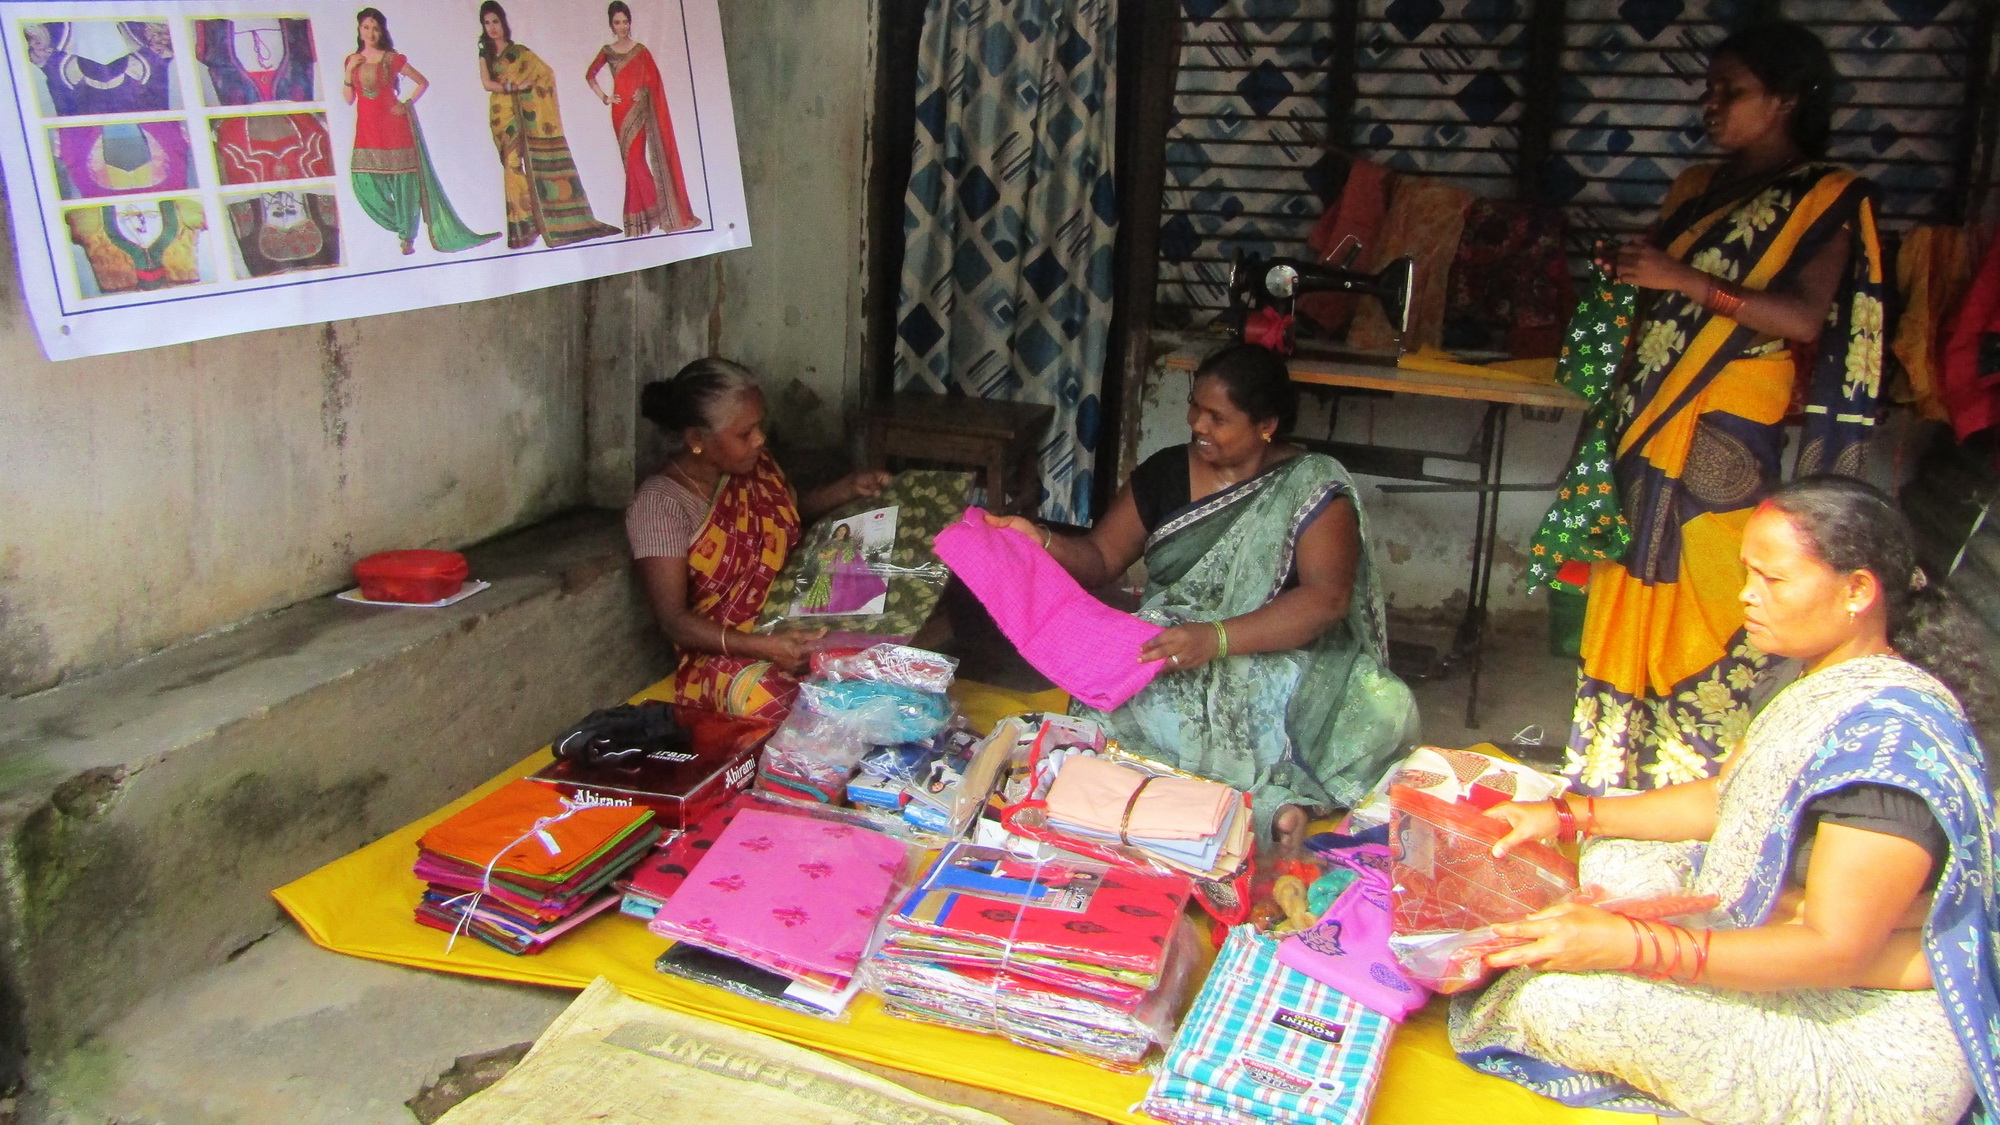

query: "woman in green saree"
(986, 344), (1417, 833)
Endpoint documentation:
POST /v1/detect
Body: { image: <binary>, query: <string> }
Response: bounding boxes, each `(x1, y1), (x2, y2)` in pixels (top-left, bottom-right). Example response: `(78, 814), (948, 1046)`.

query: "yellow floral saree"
(1567, 162), (1885, 791)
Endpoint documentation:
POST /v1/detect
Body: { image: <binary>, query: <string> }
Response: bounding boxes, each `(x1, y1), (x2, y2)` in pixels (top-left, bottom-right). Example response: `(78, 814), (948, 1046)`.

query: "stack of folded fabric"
(1041, 755), (1246, 876)
(619, 793), (750, 920)
(648, 806), (912, 991)
(867, 843), (1195, 1070)
(414, 778), (661, 955)
(1141, 927), (1395, 1125)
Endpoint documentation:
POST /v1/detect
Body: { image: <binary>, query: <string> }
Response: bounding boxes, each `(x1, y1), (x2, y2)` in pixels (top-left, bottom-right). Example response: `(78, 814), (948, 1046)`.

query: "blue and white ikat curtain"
(894, 0), (1119, 523)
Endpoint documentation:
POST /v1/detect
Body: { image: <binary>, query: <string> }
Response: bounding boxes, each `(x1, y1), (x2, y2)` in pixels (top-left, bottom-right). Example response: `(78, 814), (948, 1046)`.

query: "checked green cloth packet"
(1527, 267), (1639, 593)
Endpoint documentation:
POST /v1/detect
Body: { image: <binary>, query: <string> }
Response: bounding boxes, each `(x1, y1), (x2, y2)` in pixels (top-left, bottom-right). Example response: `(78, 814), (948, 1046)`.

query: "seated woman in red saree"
(626, 358), (889, 719)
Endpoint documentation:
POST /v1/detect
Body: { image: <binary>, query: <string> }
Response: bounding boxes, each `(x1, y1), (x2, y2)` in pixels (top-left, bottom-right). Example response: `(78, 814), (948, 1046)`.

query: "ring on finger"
(1169, 654), (1181, 666)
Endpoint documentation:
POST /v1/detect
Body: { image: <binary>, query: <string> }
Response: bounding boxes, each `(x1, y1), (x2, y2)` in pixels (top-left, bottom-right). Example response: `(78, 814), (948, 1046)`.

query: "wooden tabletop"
(1163, 345), (1588, 410)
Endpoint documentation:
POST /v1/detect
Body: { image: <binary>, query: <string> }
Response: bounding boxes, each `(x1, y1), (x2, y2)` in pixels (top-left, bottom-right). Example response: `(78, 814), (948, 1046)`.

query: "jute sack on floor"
(436, 977), (1010, 1125)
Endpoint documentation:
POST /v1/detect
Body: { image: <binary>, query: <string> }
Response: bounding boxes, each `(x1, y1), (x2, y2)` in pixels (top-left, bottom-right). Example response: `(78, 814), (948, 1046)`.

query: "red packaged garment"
(354, 549), (468, 603)
(529, 708), (774, 830)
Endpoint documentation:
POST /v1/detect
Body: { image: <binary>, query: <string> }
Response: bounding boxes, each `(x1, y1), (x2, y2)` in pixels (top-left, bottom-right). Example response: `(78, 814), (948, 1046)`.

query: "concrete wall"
(2, 0), (878, 699)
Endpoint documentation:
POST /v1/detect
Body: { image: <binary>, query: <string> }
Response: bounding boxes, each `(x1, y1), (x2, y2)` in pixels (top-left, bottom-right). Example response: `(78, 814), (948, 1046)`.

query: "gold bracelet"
(720, 629), (730, 658)
(1211, 620), (1230, 659)
(1038, 525), (1054, 551)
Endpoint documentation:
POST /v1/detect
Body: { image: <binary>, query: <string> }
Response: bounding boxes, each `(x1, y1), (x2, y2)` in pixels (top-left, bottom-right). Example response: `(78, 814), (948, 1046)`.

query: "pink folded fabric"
(647, 807), (906, 983)
(933, 508), (1165, 710)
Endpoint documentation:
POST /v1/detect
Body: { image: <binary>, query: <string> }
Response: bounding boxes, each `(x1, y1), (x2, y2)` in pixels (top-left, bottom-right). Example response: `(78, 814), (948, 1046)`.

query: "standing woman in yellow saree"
(1567, 21), (1886, 793)
(475, 1), (619, 249)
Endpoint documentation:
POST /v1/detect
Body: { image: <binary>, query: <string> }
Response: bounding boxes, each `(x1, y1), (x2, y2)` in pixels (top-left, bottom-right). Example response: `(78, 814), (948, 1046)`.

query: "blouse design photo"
(225, 190), (342, 278)
(48, 121), (194, 200)
(64, 199), (209, 297)
(193, 18), (316, 106)
(23, 20), (180, 117)
(211, 113), (335, 186)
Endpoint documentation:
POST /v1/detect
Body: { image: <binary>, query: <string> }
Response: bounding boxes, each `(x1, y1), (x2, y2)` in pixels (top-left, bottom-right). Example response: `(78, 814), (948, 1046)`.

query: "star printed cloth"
(1526, 267), (1639, 592)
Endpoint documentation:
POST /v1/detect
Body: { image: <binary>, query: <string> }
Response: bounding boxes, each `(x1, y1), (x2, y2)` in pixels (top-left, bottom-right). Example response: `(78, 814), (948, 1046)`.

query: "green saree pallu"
(351, 115), (498, 253)
(1075, 453), (1419, 828)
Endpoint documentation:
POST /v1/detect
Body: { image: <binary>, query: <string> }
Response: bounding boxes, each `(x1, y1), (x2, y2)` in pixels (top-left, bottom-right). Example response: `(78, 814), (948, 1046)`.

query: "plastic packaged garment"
(1141, 927), (1395, 1125)
(1391, 886), (1720, 995)
(932, 507), (1165, 710)
(1276, 841), (1428, 1021)
(1349, 745), (1569, 832)
(797, 677), (954, 745)
(757, 471), (971, 637)
(647, 804), (924, 988)
(1386, 785), (1577, 992)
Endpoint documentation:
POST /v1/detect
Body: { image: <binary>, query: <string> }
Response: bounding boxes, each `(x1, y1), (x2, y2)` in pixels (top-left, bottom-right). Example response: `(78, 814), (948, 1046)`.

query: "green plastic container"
(1548, 586), (1587, 658)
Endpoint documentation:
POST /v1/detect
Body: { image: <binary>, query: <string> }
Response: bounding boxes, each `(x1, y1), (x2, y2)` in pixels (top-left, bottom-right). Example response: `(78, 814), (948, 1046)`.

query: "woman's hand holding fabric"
(1614, 240), (1700, 294)
(1484, 901), (1637, 973)
(754, 629), (825, 674)
(979, 511), (1042, 544)
(1138, 623), (1220, 672)
(845, 470), (893, 502)
(1485, 800), (1561, 858)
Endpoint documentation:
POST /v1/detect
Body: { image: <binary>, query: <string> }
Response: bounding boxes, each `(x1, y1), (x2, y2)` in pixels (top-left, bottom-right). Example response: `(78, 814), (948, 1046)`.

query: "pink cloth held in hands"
(933, 507), (1166, 711)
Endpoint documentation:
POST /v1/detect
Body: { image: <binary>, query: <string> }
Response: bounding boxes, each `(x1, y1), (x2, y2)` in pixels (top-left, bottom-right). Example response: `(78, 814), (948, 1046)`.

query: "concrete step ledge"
(0, 509), (673, 1090)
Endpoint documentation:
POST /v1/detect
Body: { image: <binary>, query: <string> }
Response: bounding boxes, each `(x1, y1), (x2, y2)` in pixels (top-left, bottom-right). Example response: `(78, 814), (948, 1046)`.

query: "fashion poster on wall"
(0, 0), (746, 359)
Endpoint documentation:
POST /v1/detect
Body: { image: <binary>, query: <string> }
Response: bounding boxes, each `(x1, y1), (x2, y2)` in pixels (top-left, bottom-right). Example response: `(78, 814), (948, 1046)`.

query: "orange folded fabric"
(417, 778), (653, 879)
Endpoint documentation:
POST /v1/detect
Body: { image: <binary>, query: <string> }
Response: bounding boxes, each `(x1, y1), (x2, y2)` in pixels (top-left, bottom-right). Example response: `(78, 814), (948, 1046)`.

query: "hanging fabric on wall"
(891, 0), (1118, 524)
(1893, 225), (1984, 423)
(1346, 176), (1471, 354)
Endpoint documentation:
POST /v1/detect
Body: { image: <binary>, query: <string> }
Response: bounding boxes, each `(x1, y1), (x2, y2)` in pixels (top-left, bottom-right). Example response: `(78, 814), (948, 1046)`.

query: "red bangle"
(1643, 922), (1667, 979)
(1624, 917), (1646, 973)
(1703, 277), (1747, 319)
(1550, 796), (1578, 845)
(1583, 795), (1599, 838)
(1692, 927), (1713, 984)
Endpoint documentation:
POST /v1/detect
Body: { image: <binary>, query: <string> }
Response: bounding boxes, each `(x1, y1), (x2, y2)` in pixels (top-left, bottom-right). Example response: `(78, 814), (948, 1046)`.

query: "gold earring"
(691, 444), (703, 455)
(1262, 432), (1273, 443)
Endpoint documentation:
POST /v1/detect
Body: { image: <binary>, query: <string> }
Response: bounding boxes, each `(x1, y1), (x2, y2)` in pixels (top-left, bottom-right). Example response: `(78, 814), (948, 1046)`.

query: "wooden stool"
(862, 392), (1055, 515)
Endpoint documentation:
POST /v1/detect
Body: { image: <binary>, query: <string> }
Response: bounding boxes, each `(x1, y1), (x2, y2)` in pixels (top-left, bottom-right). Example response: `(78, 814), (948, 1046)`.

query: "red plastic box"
(353, 549), (468, 604)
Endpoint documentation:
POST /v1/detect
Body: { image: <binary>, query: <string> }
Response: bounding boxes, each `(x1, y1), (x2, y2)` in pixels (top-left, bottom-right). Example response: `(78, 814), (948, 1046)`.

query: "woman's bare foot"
(1274, 804), (1310, 852)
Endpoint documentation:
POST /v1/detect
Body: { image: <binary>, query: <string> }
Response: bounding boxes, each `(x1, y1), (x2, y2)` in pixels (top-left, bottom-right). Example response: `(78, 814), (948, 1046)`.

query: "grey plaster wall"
(0, 0), (878, 697)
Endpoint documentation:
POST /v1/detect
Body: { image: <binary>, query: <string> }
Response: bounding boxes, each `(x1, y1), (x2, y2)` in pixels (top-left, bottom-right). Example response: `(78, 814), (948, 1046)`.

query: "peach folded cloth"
(1044, 756), (1232, 841)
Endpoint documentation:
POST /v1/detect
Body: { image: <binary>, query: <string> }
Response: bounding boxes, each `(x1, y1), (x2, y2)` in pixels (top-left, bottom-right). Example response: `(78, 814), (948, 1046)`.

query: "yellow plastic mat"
(273, 680), (1650, 1125)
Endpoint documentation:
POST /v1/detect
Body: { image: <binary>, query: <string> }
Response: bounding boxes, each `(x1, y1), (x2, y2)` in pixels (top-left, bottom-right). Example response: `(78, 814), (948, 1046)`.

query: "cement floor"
(32, 627), (1576, 1125)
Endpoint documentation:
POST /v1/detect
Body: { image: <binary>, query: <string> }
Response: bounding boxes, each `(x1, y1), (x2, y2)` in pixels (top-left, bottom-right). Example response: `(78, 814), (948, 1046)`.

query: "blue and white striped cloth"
(1139, 926), (1394, 1125)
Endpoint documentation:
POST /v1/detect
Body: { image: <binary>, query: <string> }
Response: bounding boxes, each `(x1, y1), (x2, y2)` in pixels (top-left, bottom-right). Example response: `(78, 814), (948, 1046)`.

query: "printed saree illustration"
(48, 121), (193, 200)
(225, 190), (342, 278)
(193, 19), (315, 105)
(65, 199), (206, 296)
(585, 35), (700, 236)
(24, 20), (178, 117)
(799, 530), (888, 615)
(348, 50), (497, 254)
(211, 114), (334, 185)
(480, 8), (620, 250)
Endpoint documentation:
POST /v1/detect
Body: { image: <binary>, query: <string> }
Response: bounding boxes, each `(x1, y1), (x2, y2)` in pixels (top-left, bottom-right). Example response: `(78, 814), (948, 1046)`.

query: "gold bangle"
(720, 629), (730, 658)
(1211, 620), (1230, 659)
(1038, 525), (1053, 551)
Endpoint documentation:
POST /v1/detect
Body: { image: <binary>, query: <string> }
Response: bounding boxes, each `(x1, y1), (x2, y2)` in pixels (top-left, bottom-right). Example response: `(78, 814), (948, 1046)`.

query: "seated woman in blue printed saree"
(1454, 477), (1998, 1125)
(982, 344), (1417, 836)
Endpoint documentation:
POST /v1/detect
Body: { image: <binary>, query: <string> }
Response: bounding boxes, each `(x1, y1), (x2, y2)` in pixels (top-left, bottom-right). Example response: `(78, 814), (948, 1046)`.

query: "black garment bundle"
(552, 702), (694, 770)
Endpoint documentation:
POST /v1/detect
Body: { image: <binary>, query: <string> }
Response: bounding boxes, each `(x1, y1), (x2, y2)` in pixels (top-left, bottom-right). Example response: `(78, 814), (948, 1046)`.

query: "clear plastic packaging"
(811, 643), (959, 695)
(797, 677), (954, 745)
(1349, 744), (1570, 832)
(864, 842), (1201, 1070)
(1387, 784), (1577, 992)
(645, 794), (931, 1021)
(1389, 886), (1722, 994)
(999, 720), (1252, 883)
(757, 706), (875, 803)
